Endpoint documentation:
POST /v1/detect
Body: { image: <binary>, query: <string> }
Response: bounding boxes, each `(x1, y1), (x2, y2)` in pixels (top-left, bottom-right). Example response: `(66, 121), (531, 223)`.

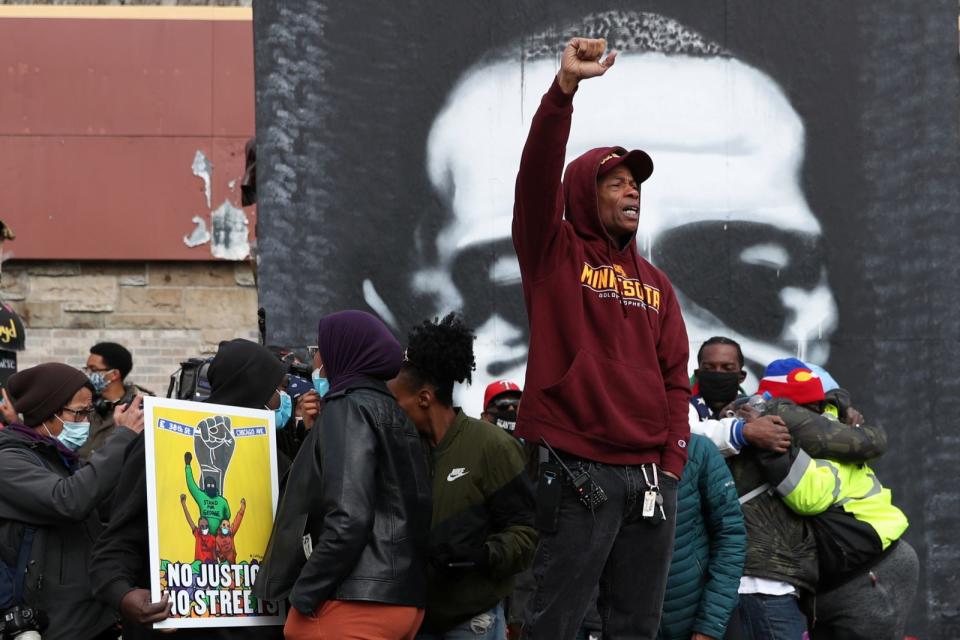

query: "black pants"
(812, 540), (919, 640)
(523, 459), (678, 640)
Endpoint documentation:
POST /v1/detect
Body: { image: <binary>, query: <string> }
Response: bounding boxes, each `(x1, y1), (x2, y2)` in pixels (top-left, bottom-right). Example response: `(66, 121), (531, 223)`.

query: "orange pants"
(284, 599), (425, 640)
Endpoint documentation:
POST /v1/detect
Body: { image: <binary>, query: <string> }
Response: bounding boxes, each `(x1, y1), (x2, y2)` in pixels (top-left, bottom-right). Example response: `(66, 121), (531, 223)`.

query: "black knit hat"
(7, 363), (91, 427)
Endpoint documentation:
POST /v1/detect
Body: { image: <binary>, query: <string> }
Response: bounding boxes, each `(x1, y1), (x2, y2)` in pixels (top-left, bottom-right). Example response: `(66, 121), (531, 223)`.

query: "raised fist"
(180, 493), (186, 503)
(558, 37), (616, 93)
(197, 415), (233, 444)
(194, 415), (236, 496)
(184, 451), (192, 465)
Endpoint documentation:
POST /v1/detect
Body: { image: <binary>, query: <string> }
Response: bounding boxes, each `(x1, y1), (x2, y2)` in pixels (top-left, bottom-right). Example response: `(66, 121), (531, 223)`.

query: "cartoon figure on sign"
(185, 449), (231, 532)
(215, 497), (246, 564)
(180, 493), (217, 563)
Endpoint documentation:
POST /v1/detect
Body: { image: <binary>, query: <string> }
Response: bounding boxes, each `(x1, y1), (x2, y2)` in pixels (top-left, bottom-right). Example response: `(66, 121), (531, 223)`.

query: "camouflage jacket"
(767, 389), (887, 463)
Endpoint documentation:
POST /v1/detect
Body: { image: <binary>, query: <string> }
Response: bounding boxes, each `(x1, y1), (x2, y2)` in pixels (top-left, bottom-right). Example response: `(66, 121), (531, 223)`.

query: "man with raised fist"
(512, 37), (691, 639)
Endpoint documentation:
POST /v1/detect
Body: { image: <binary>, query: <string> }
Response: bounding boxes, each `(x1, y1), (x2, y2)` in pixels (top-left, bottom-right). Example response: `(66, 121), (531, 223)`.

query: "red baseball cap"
(483, 380), (522, 409)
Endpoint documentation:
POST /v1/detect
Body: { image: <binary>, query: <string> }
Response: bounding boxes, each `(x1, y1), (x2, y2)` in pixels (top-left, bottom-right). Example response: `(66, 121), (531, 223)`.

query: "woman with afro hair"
(389, 312), (538, 639)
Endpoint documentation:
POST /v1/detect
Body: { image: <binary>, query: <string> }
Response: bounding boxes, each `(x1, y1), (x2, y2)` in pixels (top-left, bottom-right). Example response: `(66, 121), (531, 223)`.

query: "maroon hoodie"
(512, 78), (691, 478)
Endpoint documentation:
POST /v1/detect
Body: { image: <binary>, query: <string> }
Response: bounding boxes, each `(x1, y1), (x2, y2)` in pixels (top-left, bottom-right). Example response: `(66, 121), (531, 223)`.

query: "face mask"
(200, 527), (209, 535)
(55, 415), (91, 450)
(696, 370), (742, 407)
(88, 371), (111, 394)
(312, 368), (330, 397)
(221, 526), (230, 535)
(274, 391), (292, 429)
(490, 412), (517, 432)
(88, 373), (108, 394)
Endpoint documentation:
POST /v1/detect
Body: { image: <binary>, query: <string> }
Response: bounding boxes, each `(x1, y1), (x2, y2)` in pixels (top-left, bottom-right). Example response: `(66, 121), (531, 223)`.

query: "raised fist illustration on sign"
(193, 415), (236, 497)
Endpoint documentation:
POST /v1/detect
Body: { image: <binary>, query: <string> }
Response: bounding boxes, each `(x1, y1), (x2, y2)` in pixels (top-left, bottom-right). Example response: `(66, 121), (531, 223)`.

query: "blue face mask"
(312, 368), (330, 397)
(273, 390), (292, 429)
(88, 372), (109, 394)
(55, 416), (91, 450)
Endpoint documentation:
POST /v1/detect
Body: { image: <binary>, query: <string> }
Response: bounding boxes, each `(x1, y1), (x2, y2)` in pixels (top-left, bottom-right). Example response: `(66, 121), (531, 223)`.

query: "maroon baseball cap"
(597, 147), (654, 185)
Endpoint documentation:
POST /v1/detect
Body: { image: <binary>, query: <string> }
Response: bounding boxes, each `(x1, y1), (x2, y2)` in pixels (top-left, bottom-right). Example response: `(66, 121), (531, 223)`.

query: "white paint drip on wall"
(183, 151), (252, 260)
(210, 200), (250, 260)
(780, 272), (838, 363)
(183, 215), (211, 248)
(192, 150), (213, 209)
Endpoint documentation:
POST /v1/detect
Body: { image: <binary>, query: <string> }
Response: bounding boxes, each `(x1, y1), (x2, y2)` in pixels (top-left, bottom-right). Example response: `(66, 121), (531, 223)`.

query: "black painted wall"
(253, 2), (960, 635)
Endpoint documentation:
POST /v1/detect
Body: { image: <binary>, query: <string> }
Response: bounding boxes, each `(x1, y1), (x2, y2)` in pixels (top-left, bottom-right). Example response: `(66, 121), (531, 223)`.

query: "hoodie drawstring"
(631, 245), (650, 314)
(607, 237), (653, 321)
(607, 239), (630, 319)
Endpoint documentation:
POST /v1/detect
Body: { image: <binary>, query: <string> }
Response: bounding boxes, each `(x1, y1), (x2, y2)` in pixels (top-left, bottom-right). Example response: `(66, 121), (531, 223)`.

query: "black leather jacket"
(253, 378), (432, 614)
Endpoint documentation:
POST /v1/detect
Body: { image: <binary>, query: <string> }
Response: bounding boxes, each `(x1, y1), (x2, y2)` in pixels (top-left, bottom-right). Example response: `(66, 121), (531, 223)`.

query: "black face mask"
(697, 370), (742, 407)
(489, 411), (517, 432)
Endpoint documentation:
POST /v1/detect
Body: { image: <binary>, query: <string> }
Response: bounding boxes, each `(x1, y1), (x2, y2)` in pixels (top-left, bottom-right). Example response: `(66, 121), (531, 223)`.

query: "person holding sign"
(91, 339), (287, 640)
(256, 310), (433, 640)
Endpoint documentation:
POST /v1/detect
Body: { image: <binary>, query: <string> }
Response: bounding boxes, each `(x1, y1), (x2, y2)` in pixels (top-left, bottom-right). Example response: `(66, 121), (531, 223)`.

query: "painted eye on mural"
(739, 243), (791, 270)
(653, 221), (826, 341)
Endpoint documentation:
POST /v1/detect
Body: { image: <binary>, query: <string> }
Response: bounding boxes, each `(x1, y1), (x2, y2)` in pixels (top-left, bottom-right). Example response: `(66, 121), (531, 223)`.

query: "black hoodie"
(207, 339), (286, 409)
(90, 340), (286, 639)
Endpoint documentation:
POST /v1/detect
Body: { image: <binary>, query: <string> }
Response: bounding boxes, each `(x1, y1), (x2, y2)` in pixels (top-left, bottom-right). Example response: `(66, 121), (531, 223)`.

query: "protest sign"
(143, 396), (284, 628)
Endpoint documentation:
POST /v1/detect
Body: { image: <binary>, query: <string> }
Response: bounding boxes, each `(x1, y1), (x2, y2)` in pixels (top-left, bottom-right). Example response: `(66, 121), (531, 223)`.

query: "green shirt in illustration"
(186, 464), (231, 531)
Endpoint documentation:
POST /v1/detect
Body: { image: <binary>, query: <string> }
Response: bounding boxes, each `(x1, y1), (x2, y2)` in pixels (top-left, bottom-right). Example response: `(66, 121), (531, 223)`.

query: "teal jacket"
(659, 435), (746, 640)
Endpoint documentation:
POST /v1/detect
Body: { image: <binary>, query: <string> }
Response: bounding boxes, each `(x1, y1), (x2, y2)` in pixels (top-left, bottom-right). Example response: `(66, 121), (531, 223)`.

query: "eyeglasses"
(306, 346), (319, 357)
(61, 406), (94, 420)
(82, 366), (114, 374)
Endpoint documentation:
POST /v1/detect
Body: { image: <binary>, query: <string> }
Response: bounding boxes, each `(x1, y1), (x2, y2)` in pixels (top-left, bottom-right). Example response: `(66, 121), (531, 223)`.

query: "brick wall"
(0, 261), (259, 395)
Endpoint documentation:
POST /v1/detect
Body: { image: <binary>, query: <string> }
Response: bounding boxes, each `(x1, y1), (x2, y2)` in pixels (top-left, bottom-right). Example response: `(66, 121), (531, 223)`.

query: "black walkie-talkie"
(540, 438), (608, 510)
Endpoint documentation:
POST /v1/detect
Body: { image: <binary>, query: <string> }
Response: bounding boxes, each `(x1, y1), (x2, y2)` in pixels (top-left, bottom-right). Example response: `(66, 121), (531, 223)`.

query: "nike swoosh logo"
(447, 469), (470, 482)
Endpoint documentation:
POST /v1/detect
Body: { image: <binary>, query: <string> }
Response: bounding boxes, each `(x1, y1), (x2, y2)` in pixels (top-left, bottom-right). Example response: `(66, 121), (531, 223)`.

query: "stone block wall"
(0, 261), (259, 395)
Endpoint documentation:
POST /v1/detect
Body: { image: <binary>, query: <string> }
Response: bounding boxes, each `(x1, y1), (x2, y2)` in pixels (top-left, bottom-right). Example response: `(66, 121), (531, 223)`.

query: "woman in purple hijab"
(256, 311), (433, 640)
(315, 310), (405, 395)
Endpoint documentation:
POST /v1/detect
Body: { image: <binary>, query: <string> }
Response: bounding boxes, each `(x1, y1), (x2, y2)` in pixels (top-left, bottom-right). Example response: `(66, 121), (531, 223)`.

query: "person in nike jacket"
(389, 313), (537, 639)
(512, 36), (689, 638)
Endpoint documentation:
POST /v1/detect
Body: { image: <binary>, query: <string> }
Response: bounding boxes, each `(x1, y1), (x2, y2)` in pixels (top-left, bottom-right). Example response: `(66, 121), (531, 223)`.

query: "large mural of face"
(255, 5), (956, 634)
(392, 12), (837, 414)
